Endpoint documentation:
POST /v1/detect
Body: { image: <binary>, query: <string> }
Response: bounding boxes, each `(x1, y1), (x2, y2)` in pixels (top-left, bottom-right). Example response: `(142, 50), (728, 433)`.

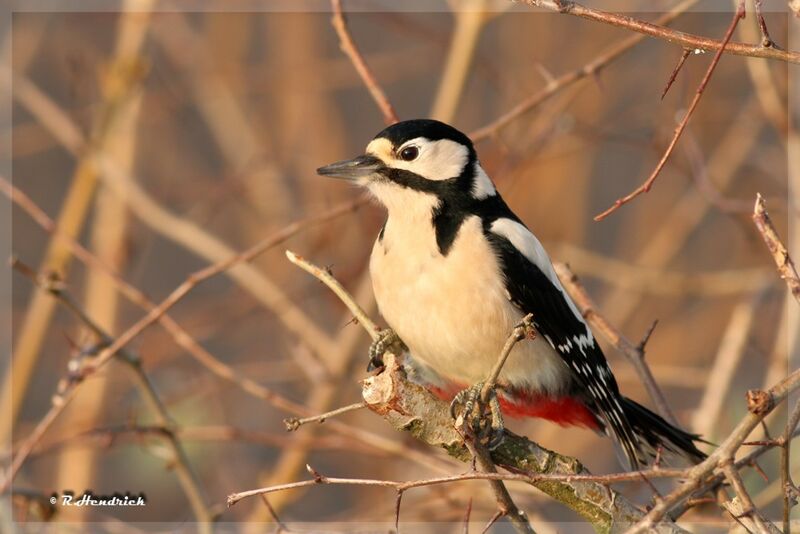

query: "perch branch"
(480, 314), (535, 402)
(280, 253), (682, 533)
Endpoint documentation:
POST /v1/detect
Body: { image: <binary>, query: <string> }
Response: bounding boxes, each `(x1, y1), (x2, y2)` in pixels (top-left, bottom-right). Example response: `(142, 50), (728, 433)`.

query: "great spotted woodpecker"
(317, 119), (705, 470)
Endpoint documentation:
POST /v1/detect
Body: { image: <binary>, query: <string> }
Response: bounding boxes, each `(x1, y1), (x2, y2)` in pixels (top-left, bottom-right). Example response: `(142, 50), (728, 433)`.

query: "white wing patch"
(471, 163), (496, 199)
(489, 217), (595, 351)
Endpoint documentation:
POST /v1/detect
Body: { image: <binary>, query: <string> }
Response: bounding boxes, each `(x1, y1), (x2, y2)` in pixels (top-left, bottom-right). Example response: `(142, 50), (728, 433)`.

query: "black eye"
(399, 146), (419, 161)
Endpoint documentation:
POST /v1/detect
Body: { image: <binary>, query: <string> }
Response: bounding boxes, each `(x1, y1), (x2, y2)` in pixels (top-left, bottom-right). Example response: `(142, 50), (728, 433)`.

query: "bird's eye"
(399, 145), (419, 161)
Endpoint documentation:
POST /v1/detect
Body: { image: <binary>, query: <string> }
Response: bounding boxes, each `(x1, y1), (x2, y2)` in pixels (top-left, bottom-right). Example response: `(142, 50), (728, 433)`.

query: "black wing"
(484, 220), (643, 468)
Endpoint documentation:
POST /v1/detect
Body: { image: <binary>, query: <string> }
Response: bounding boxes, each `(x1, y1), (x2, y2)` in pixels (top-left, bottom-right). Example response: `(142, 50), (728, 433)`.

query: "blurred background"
(3, 0), (798, 531)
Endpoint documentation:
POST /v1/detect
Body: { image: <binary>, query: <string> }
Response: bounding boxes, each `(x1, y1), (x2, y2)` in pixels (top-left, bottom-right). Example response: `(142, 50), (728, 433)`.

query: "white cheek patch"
(471, 163), (496, 199)
(365, 137), (470, 182)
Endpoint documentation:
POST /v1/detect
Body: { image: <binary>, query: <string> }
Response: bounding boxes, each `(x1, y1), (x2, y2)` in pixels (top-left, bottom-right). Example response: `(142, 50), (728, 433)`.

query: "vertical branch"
(430, 0), (489, 122)
(330, 0), (399, 124)
(53, 56), (143, 519)
(692, 292), (764, 439)
(464, 439), (536, 534)
(752, 194), (800, 304)
(0, 0), (154, 444)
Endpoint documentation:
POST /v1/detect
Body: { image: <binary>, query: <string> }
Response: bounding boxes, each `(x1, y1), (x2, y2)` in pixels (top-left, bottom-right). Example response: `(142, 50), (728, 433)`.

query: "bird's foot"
(449, 381), (505, 449)
(367, 328), (406, 372)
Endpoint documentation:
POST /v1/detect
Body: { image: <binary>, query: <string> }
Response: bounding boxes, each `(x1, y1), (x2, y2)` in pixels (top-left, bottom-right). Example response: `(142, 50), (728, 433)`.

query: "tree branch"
(519, 0), (799, 63)
(330, 0), (399, 124)
(752, 193), (800, 305)
(594, 1), (747, 221)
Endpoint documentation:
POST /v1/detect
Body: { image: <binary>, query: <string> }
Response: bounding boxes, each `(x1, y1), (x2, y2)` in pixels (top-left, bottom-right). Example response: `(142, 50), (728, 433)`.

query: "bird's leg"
(367, 328), (407, 371)
(449, 381), (505, 449)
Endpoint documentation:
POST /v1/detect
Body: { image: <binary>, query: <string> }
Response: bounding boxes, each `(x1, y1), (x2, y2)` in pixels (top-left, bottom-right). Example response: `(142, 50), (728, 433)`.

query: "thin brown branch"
(4, 259), (213, 525)
(721, 461), (779, 534)
(470, 0), (701, 142)
(464, 438), (536, 534)
(753, 0), (776, 48)
(331, 0), (399, 125)
(285, 249), (380, 339)
(752, 194), (800, 304)
(520, 0), (798, 63)
(227, 452), (690, 507)
(594, 1), (747, 221)
(661, 48), (691, 100)
(480, 314), (534, 402)
(782, 399), (800, 533)
(627, 370), (800, 533)
(553, 263), (678, 425)
(283, 402), (367, 432)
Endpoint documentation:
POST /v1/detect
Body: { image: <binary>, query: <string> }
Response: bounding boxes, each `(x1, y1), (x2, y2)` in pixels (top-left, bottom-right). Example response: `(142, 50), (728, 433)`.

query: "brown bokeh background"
(5, 2), (797, 530)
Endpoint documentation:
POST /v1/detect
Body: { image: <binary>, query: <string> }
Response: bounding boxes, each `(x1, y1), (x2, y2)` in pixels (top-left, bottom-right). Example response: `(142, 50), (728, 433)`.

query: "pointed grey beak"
(317, 154), (384, 180)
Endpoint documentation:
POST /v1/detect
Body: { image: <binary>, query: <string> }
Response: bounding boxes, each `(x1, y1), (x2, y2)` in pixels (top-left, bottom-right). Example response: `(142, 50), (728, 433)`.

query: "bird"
(317, 118), (705, 470)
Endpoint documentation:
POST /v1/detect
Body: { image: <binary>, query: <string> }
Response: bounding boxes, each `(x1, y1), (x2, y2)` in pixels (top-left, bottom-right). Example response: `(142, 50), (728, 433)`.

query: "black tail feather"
(620, 396), (706, 468)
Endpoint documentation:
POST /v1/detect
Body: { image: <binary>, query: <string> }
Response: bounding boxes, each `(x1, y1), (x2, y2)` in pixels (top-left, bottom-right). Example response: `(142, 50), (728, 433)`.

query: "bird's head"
(317, 119), (496, 211)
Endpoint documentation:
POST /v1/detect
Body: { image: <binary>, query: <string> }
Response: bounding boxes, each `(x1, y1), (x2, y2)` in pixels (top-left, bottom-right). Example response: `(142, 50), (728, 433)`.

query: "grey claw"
(449, 382), (505, 449)
(367, 328), (404, 372)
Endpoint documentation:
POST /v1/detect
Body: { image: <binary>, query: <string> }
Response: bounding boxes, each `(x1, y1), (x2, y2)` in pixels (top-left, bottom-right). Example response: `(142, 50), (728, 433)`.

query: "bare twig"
(627, 369), (800, 533)
(781, 399), (800, 533)
(594, 1), (747, 221)
(331, 0), (399, 124)
(4, 260), (213, 527)
(721, 461), (779, 534)
(753, 0), (776, 48)
(553, 263), (677, 425)
(284, 402), (367, 432)
(752, 194), (800, 304)
(519, 0), (798, 63)
(480, 314), (535, 402)
(463, 438), (536, 534)
(661, 48), (691, 100)
(470, 0), (701, 141)
(285, 250), (381, 339)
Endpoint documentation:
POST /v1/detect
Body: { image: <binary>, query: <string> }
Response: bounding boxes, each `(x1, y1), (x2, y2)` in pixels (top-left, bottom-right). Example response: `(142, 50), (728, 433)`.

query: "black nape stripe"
(371, 119), (521, 256)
